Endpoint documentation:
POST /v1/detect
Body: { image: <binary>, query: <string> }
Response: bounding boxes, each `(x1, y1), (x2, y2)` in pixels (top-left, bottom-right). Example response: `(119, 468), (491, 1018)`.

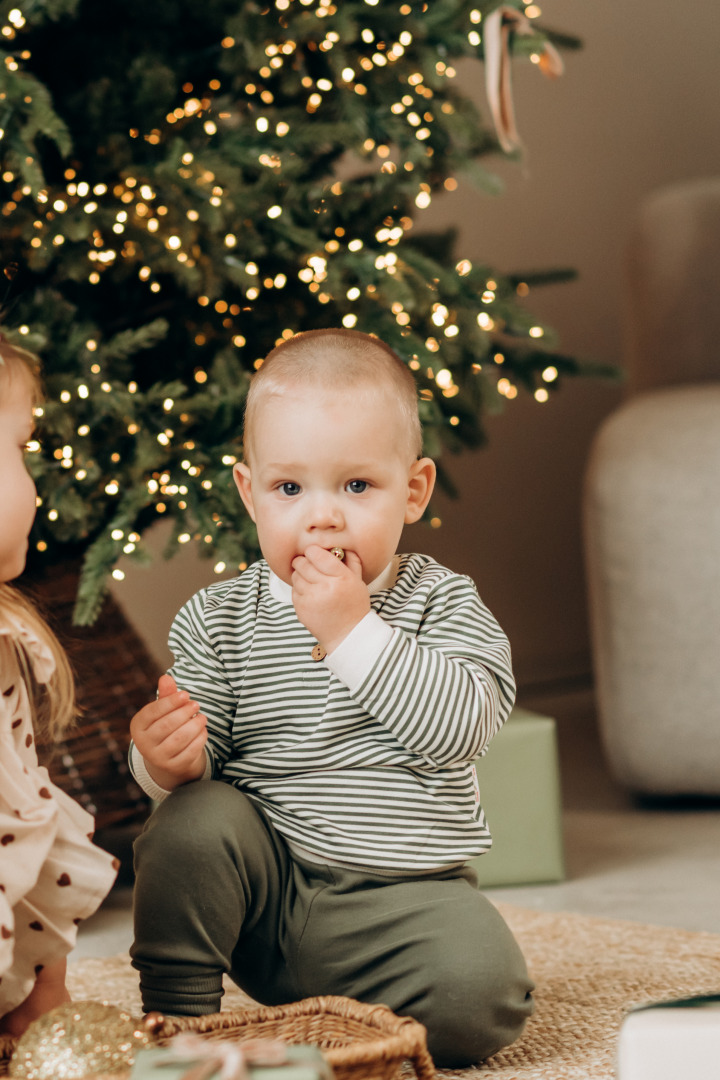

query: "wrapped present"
(469, 706), (565, 887)
(130, 1037), (334, 1080)
(617, 994), (720, 1080)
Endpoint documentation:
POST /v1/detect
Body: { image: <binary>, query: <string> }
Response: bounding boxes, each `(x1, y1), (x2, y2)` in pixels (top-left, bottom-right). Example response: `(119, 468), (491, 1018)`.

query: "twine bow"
(158, 1035), (289, 1080)
(484, 6), (564, 153)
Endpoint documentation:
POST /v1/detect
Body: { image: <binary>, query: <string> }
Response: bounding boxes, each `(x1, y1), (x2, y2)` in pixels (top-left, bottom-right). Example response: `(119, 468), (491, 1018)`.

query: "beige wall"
(112, 1), (720, 687)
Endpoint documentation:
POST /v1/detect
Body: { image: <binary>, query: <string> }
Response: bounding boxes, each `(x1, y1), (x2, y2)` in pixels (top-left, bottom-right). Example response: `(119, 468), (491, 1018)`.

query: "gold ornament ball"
(9, 1001), (153, 1079)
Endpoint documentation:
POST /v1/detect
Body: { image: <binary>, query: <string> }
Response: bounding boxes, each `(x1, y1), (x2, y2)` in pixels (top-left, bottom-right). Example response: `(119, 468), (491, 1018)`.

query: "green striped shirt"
(132, 553), (515, 871)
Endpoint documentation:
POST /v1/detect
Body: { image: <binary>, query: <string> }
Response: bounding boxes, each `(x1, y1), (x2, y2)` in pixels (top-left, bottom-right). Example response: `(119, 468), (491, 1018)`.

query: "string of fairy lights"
(1, 0), (561, 599)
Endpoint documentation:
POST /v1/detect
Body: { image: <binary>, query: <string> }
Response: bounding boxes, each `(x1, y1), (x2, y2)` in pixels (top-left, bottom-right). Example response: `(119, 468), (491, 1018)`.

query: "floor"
(71, 685), (720, 961)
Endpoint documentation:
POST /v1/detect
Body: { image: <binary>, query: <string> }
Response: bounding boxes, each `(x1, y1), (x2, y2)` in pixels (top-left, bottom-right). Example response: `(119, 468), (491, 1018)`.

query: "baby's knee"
(420, 946), (534, 1067)
(423, 964), (534, 1067)
(134, 780), (246, 871)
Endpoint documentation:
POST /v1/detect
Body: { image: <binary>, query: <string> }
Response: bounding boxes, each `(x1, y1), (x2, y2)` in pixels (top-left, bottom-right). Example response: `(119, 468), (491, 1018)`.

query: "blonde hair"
(0, 335), (76, 739)
(243, 328), (423, 462)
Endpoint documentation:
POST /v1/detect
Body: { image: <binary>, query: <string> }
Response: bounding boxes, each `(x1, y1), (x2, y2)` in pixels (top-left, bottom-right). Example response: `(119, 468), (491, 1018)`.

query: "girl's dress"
(0, 612), (118, 1016)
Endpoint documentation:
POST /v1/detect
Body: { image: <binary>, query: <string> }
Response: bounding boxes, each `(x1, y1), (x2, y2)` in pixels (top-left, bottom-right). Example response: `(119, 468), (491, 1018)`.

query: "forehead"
(250, 384), (409, 460)
(255, 381), (398, 427)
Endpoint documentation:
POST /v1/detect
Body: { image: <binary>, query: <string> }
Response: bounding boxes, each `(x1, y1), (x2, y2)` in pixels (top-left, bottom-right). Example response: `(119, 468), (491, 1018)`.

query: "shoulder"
(0, 610), (55, 686)
(394, 553), (478, 599)
(379, 554), (480, 621)
(171, 561), (268, 629)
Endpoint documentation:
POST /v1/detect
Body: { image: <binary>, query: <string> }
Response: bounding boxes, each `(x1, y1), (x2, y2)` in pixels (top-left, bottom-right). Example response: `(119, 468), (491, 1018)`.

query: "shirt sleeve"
(0, 718), (58, 912)
(324, 611), (393, 689)
(128, 742), (212, 803)
(332, 573), (515, 766)
(0, 654), (117, 1015)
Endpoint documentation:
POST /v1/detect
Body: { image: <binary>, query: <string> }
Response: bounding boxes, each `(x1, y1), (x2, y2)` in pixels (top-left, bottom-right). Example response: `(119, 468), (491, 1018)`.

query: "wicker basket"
(21, 562), (158, 833)
(1, 996), (436, 1080)
(150, 996), (436, 1080)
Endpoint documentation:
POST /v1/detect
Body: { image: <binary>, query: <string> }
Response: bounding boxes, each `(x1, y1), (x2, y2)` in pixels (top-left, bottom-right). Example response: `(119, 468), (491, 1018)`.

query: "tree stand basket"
(19, 562), (158, 837)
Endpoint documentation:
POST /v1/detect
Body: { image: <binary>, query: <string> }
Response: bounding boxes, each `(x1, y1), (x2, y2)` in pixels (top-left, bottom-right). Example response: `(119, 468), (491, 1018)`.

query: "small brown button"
(311, 644), (327, 662)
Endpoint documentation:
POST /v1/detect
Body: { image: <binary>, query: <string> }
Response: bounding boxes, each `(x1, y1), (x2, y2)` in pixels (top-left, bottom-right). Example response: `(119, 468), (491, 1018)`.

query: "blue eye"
(346, 480), (368, 494)
(280, 482), (301, 497)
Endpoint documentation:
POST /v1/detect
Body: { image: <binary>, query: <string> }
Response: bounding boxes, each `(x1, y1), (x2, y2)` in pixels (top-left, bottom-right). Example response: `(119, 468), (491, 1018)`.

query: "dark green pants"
(131, 780), (534, 1068)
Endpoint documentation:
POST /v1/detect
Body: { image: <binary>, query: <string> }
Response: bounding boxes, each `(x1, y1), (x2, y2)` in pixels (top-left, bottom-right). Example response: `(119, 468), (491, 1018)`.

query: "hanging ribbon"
(157, 1035), (290, 1080)
(483, 6), (564, 154)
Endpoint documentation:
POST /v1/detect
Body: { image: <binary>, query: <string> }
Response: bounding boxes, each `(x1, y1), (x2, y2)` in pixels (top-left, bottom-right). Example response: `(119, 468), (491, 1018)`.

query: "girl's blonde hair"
(0, 334), (76, 739)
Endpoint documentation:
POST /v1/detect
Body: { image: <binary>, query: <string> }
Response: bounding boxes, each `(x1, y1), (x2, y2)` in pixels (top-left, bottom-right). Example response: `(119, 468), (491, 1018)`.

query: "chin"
(0, 558), (27, 583)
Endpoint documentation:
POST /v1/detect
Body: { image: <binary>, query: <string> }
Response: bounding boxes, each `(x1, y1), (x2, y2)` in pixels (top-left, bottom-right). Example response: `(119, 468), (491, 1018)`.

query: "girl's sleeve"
(0, 651), (117, 1014)
(0, 887), (14, 978)
(0, 706), (61, 916)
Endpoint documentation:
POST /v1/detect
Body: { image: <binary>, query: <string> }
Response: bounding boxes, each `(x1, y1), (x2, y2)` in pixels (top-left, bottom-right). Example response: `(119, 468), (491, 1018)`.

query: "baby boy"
(129, 328), (534, 1067)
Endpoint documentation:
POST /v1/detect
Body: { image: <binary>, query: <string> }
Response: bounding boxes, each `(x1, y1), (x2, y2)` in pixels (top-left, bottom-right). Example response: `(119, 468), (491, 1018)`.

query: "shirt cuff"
(129, 744), (212, 803)
(325, 610), (394, 692)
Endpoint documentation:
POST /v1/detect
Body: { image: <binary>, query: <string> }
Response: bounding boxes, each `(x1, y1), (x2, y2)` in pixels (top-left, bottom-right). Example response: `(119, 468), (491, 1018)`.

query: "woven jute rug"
(61, 902), (720, 1080)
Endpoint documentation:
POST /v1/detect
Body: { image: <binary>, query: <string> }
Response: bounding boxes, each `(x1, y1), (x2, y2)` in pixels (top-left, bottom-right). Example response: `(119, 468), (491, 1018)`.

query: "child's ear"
(405, 457), (436, 524)
(233, 463), (256, 522)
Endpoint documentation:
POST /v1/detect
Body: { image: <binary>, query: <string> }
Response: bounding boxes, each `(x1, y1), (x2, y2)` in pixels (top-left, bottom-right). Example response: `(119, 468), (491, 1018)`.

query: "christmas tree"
(1, 0), (592, 625)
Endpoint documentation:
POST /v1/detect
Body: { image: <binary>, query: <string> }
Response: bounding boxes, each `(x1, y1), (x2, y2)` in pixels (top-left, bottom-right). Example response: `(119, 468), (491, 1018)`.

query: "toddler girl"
(0, 334), (117, 1037)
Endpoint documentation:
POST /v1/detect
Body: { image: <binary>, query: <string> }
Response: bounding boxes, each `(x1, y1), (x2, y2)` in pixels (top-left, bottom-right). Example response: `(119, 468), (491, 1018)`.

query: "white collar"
(268, 554), (400, 605)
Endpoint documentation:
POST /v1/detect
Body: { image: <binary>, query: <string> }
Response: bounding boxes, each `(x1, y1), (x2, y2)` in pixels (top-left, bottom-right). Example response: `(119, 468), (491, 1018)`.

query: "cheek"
(254, 502), (295, 546)
(22, 472), (37, 520)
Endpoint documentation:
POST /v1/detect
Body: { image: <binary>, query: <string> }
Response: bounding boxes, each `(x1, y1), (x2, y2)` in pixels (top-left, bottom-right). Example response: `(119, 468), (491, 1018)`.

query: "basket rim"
(154, 995), (425, 1039)
(152, 995), (435, 1073)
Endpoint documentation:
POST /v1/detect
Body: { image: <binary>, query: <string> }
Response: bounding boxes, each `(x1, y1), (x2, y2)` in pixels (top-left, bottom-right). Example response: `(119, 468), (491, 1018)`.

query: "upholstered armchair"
(584, 177), (720, 795)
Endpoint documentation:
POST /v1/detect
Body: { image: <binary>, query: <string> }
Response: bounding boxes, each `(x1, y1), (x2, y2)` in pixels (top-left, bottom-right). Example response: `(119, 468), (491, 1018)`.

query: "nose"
(305, 491), (343, 532)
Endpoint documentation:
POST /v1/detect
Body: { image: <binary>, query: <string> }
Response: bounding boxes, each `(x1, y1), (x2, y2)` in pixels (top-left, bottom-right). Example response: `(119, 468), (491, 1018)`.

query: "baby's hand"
(291, 545), (370, 654)
(130, 673), (208, 790)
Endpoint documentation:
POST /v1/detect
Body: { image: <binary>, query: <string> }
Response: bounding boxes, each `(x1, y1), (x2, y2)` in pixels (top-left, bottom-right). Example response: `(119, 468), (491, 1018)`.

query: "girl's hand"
(291, 545), (370, 653)
(130, 674), (208, 790)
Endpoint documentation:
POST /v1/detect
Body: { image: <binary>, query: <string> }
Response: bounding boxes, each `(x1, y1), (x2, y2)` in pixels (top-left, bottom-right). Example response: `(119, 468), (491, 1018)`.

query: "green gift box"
(130, 1043), (334, 1080)
(468, 707), (565, 887)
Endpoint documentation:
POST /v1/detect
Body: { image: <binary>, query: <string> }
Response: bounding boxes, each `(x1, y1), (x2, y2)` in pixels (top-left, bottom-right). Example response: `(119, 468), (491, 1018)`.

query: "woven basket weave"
(0, 996), (436, 1080)
(150, 996), (436, 1080)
